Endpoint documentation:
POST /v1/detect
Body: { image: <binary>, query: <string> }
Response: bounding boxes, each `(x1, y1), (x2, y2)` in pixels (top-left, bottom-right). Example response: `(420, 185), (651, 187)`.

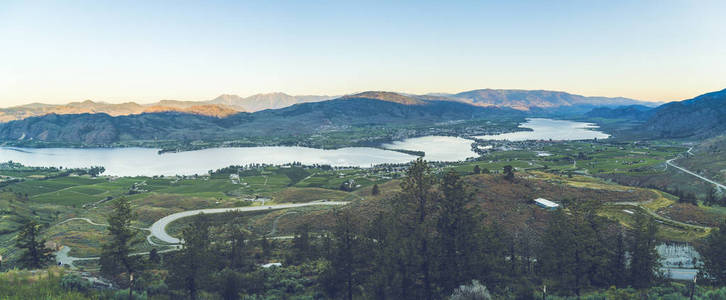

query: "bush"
(112, 289), (147, 300)
(60, 273), (92, 292)
(449, 280), (492, 300)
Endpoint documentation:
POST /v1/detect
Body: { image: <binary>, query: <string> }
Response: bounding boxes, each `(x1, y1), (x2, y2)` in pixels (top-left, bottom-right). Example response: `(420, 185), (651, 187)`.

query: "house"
(534, 198), (560, 210)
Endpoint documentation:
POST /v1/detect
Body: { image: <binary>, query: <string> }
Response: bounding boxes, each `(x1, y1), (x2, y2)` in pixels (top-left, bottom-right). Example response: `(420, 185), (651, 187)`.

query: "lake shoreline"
(0, 119), (609, 177)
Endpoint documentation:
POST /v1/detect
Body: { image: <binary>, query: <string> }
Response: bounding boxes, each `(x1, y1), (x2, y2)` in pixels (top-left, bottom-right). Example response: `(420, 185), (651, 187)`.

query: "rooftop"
(534, 198), (560, 208)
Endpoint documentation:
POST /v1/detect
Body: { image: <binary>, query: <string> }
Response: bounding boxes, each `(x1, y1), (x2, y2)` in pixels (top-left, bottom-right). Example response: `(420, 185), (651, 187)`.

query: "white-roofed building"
(534, 198), (560, 210)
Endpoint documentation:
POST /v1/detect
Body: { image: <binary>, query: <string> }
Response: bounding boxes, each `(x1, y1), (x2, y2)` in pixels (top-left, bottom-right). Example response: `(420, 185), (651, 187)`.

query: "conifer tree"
(166, 214), (211, 300)
(629, 211), (661, 289)
(700, 221), (726, 285)
(100, 197), (141, 293)
(16, 220), (53, 269)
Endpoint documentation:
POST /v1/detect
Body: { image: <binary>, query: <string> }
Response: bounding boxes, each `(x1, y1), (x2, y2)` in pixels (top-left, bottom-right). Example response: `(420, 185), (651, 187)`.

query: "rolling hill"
(0, 92), (523, 146)
(0, 100), (241, 123)
(449, 89), (655, 112)
(1, 89), (656, 123)
(639, 88), (726, 139)
(207, 92), (335, 112)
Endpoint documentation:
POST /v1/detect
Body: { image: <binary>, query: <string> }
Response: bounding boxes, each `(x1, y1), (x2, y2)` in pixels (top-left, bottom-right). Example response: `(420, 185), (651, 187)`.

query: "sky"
(1, 0), (725, 106)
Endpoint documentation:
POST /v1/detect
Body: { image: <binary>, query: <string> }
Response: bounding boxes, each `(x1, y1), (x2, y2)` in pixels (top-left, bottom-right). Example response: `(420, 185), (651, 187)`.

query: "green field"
(0, 139), (723, 270)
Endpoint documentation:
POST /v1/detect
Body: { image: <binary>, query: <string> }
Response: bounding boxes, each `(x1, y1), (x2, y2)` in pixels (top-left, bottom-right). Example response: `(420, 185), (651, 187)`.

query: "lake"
(382, 136), (478, 162)
(0, 119), (609, 176)
(475, 118), (610, 141)
(0, 146), (419, 177)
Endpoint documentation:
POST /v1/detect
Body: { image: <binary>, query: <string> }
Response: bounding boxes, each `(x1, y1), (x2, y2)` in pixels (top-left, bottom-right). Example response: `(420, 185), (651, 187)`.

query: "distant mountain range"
(585, 105), (655, 120)
(0, 92), (523, 146)
(0, 100), (240, 123)
(1, 88), (723, 146)
(449, 89), (650, 110)
(0, 89), (657, 123)
(581, 88), (726, 140)
(639, 88), (726, 139)
(207, 93), (335, 112)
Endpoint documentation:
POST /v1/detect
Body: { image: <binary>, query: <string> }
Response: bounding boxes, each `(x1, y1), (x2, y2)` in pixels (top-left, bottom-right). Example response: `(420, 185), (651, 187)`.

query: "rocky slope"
(640, 89), (726, 139)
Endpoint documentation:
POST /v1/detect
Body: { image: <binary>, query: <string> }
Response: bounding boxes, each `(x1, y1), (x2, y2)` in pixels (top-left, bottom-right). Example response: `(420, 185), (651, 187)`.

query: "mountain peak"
(343, 91), (425, 105)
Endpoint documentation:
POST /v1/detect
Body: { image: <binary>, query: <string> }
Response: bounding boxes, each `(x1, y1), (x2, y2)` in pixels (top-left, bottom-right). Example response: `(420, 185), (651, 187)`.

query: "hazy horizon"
(2, 0), (725, 106)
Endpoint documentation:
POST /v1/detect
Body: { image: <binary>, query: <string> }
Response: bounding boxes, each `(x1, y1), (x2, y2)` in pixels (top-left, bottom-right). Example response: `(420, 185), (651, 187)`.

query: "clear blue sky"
(1, 0), (725, 105)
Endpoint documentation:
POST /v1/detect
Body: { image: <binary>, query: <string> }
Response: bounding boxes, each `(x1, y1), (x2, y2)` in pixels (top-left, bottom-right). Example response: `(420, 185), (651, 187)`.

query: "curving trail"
(56, 217), (150, 231)
(56, 217), (107, 227)
(148, 202), (348, 244)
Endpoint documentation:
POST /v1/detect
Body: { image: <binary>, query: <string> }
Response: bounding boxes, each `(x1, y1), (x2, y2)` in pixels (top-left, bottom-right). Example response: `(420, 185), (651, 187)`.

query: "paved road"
(148, 201), (348, 244)
(667, 148), (726, 190)
(55, 201), (347, 265)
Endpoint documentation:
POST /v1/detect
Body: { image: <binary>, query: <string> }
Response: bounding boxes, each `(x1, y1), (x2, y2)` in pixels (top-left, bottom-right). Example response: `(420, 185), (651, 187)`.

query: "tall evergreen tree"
(436, 171), (480, 294)
(372, 183), (381, 195)
(540, 199), (615, 296)
(166, 214), (211, 300)
(322, 209), (368, 300)
(700, 221), (726, 285)
(629, 211), (661, 289)
(221, 216), (252, 272)
(290, 223), (312, 264)
(396, 158), (439, 300)
(705, 187), (718, 206)
(100, 197), (141, 291)
(16, 220), (53, 269)
(503, 165), (515, 181)
(364, 212), (397, 300)
(610, 229), (628, 288)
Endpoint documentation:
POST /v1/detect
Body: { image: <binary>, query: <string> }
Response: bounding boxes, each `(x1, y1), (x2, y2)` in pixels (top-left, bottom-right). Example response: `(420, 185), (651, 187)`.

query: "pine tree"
(503, 165), (515, 181)
(322, 209), (368, 300)
(290, 223), (311, 264)
(629, 211), (660, 289)
(148, 248), (160, 265)
(610, 229), (628, 287)
(396, 158), (439, 300)
(700, 221), (726, 285)
(16, 220), (53, 269)
(436, 170), (480, 294)
(372, 183), (381, 195)
(100, 197), (141, 290)
(222, 220), (252, 272)
(166, 214), (211, 300)
(705, 187), (718, 206)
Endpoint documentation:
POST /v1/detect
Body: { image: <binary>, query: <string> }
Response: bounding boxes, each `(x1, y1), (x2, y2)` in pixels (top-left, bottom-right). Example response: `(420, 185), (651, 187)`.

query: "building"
(534, 198), (560, 210)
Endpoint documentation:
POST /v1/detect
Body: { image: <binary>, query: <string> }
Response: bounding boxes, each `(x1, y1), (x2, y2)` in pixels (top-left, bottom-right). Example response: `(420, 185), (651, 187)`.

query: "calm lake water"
(0, 119), (610, 176)
(0, 147), (417, 177)
(476, 118), (610, 141)
(382, 136), (477, 162)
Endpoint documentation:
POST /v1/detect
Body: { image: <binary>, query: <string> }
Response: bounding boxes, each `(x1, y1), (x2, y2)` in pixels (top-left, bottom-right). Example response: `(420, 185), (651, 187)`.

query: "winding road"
(56, 201), (347, 267)
(666, 148), (726, 190)
(148, 201), (347, 244)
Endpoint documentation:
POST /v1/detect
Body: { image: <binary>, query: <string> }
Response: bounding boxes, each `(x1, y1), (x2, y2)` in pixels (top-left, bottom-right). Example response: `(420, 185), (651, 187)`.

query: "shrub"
(112, 289), (147, 300)
(60, 273), (91, 292)
(449, 280), (492, 300)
